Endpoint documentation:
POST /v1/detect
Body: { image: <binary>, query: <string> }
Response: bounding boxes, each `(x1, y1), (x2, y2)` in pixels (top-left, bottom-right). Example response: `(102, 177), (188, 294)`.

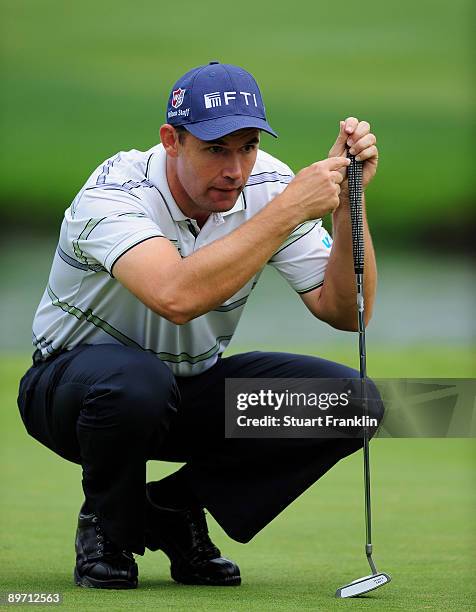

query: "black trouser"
(17, 344), (383, 555)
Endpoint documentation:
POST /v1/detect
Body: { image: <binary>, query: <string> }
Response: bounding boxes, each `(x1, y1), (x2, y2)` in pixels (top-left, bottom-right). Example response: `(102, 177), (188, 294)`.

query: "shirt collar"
(149, 144), (245, 222)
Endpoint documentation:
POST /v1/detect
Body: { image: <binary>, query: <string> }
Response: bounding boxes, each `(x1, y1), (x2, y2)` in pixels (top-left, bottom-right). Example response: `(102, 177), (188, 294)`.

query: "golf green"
(1, 349), (474, 610)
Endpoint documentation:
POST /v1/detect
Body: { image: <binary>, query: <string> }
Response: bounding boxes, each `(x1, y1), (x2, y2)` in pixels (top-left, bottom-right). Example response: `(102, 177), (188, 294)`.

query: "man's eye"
(243, 145), (257, 153)
(209, 146), (223, 154)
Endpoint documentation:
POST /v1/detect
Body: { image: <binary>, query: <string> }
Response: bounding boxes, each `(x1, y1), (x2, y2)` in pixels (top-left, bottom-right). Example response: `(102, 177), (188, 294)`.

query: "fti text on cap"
(166, 61), (278, 141)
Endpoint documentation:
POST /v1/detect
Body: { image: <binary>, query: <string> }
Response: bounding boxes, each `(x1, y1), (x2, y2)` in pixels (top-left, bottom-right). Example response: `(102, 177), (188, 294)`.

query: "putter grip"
(347, 154), (364, 273)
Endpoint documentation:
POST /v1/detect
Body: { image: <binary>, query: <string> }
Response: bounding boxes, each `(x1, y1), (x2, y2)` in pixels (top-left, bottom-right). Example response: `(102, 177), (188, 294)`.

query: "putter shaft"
(357, 272), (376, 576)
(348, 157), (377, 576)
(335, 153), (391, 598)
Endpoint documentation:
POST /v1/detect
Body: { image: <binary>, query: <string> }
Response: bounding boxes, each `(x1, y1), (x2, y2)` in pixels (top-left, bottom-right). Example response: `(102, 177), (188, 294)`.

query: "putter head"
(335, 572), (391, 598)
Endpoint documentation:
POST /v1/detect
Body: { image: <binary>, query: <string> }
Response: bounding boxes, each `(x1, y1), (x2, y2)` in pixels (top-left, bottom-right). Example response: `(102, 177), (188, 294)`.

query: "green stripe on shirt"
(47, 284), (233, 365)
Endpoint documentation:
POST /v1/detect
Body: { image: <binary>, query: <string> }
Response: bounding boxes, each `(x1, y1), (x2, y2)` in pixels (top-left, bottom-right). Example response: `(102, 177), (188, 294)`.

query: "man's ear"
(160, 124), (180, 158)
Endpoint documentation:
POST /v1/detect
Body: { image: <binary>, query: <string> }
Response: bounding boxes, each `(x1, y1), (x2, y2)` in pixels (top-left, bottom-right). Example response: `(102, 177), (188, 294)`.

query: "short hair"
(174, 125), (188, 144)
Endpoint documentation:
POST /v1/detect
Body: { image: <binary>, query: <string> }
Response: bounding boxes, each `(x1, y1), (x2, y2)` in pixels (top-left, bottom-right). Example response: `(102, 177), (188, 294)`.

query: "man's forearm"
(317, 192), (377, 330)
(165, 194), (300, 322)
(115, 156), (348, 325)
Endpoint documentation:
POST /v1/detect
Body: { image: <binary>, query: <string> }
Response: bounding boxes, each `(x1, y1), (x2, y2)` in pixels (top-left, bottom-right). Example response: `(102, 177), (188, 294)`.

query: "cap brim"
(184, 115), (278, 141)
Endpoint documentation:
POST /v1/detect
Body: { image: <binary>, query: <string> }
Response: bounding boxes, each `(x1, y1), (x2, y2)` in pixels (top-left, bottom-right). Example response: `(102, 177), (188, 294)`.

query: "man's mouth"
(210, 186), (241, 193)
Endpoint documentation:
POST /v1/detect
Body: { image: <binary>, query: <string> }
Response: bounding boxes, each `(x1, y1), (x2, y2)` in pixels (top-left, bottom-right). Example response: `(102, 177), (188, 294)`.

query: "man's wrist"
(333, 190), (350, 222)
(339, 181), (349, 203)
(270, 192), (307, 235)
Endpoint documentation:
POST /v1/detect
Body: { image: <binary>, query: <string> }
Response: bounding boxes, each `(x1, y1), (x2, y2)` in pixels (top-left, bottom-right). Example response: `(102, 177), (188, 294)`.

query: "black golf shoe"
(74, 504), (138, 589)
(145, 483), (241, 586)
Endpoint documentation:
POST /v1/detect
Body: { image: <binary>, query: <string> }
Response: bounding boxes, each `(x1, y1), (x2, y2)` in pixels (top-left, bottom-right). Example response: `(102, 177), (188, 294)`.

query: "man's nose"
(223, 155), (243, 182)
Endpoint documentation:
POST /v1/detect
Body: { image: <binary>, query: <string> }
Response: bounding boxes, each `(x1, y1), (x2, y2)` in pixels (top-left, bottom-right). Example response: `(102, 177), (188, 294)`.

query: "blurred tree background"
(1, 0), (474, 238)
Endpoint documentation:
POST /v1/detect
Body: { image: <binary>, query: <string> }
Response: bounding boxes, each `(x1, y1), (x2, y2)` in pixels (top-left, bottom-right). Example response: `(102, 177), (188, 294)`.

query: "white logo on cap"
(239, 92), (258, 106)
(204, 92), (222, 108)
(203, 91), (258, 110)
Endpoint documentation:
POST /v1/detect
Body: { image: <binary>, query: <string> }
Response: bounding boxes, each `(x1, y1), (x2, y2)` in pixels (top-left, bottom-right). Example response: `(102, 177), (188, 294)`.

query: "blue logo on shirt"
(322, 235), (332, 248)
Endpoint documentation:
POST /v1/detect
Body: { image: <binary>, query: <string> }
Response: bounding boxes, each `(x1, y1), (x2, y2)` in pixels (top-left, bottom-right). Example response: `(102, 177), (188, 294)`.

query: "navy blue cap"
(165, 61), (278, 141)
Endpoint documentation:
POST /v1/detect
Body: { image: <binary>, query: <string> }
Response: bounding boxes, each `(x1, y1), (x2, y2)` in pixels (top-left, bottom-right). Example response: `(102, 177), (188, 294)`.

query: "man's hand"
(281, 156), (350, 221)
(300, 117), (378, 330)
(328, 117), (378, 189)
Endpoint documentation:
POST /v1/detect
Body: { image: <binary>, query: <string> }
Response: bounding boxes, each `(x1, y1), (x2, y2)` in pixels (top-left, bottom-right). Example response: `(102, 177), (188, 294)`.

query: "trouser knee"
(79, 352), (179, 444)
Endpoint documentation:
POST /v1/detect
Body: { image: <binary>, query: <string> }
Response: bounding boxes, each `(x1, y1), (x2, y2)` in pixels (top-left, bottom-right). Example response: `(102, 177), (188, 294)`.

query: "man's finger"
(331, 170), (345, 184)
(344, 117), (359, 134)
(349, 133), (376, 156)
(325, 156), (351, 171)
(348, 121), (371, 146)
(328, 120), (348, 158)
(355, 145), (378, 162)
(336, 120), (348, 144)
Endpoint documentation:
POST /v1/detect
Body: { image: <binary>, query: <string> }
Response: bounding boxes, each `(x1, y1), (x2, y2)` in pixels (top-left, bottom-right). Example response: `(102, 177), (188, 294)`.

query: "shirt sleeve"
(65, 187), (165, 276)
(268, 220), (333, 293)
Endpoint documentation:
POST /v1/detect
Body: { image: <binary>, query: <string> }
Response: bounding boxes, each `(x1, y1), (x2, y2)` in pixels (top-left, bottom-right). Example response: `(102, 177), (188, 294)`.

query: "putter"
(334, 152), (391, 598)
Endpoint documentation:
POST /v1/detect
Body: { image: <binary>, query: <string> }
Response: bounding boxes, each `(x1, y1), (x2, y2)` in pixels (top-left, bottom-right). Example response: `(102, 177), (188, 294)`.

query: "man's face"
(173, 128), (260, 215)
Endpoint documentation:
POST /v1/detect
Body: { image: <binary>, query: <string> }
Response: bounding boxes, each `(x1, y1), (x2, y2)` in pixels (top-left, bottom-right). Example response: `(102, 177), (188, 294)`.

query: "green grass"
(230, 344), (476, 378)
(1, 0), (474, 234)
(1, 348), (475, 610)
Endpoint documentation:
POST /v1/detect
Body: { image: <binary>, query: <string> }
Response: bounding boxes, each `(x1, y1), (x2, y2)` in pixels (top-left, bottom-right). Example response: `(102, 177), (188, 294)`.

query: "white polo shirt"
(32, 144), (333, 376)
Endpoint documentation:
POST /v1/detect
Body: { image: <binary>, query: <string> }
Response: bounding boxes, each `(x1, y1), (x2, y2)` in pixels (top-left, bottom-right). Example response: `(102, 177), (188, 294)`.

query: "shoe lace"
(91, 516), (134, 562)
(184, 508), (220, 565)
